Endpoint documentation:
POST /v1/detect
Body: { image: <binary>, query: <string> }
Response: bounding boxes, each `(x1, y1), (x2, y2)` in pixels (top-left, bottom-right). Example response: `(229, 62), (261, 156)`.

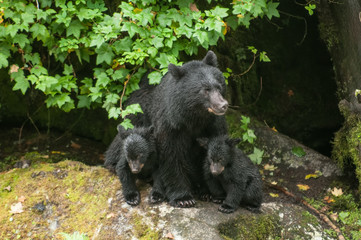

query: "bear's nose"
(221, 102), (228, 111)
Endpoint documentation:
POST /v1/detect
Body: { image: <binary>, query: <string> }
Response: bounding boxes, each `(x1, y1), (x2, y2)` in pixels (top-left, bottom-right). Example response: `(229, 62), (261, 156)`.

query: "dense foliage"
(0, 0), (279, 126)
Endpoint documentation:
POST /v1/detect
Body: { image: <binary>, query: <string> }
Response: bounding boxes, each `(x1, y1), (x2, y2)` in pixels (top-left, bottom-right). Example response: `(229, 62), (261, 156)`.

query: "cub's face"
(206, 140), (228, 176)
(124, 134), (150, 174)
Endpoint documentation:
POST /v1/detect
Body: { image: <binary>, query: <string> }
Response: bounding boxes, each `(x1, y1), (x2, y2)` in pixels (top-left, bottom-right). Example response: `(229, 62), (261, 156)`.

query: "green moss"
(218, 213), (281, 240)
(332, 110), (361, 191)
(0, 160), (120, 239)
(131, 213), (160, 240)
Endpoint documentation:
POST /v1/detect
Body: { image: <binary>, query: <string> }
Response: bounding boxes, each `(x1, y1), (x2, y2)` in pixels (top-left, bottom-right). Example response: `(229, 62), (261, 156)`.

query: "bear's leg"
(149, 169), (165, 204)
(219, 183), (244, 214)
(116, 160), (140, 206)
(242, 177), (263, 212)
(206, 177), (226, 204)
(158, 134), (196, 208)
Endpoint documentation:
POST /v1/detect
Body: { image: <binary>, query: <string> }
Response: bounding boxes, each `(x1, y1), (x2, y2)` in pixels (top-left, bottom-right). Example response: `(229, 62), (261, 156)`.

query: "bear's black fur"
(197, 135), (263, 213)
(106, 125), (164, 205)
(123, 51), (228, 207)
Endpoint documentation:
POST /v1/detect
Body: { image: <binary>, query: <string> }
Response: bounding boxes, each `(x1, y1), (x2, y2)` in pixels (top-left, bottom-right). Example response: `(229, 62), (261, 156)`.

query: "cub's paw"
(125, 192), (140, 206)
(218, 204), (236, 214)
(199, 193), (212, 202)
(150, 191), (165, 204)
(212, 197), (224, 204)
(171, 196), (196, 208)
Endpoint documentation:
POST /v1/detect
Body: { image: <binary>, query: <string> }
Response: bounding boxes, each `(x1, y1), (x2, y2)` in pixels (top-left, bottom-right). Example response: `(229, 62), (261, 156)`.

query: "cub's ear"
(202, 50), (217, 67)
(197, 138), (209, 148)
(168, 63), (184, 80)
(144, 125), (155, 137)
(225, 138), (241, 147)
(117, 124), (131, 138)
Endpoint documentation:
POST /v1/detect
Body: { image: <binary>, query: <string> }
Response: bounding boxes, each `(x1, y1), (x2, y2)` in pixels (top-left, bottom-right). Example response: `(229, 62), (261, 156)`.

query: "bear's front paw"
(125, 192), (140, 206)
(150, 191), (164, 204)
(218, 204), (236, 214)
(171, 196), (196, 208)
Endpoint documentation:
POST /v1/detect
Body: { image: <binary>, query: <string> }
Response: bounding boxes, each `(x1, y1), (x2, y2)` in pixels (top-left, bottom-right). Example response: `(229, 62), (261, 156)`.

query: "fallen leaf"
(292, 146), (306, 157)
(270, 181), (278, 185)
(288, 89), (294, 97)
(269, 193), (279, 198)
(330, 212), (338, 221)
(166, 232), (175, 239)
(18, 196), (26, 203)
(297, 184), (310, 191)
(4, 185), (11, 192)
(331, 187), (343, 197)
(264, 164), (277, 171)
(271, 126), (278, 132)
(106, 213), (115, 219)
(305, 170), (322, 180)
(71, 141), (81, 149)
(323, 196), (335, 203)
(10, 202), (24, 214)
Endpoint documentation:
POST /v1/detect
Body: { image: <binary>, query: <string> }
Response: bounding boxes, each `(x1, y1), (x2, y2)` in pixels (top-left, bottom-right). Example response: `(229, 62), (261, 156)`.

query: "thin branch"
(234, 53), (256, 77)
(279, 10), (308, 45)
(250, 77), (263, 105)
(55, 109), (85, 142)
(266, 182), (346, 240)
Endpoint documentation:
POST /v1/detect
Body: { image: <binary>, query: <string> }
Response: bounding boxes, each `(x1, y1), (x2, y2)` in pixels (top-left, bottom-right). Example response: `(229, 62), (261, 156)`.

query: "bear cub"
(106, 125), (164, 206)
(197, 135), (263, 213)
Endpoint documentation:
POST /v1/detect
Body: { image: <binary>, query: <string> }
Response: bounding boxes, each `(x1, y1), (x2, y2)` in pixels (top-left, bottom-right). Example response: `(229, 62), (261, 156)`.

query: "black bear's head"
(198, 135), (241, 176)
(123, 126), (154, 174)
(168, 51), (228, 116)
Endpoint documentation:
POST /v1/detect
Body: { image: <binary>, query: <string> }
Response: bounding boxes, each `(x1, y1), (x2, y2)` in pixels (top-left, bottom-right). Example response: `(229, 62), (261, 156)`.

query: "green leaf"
(112, 69), (129, 81)
(119, 118), (134, 129)
(248, 147), (264, 165)
(0, 53), (9, 68)
(113, 37), (133, 53)
(266, 2), (280, 20)
(241, 115), (251, 125)
(108, 106), (121, 119)
(95, 44), (114, 65)
(292, 146), (306, 157)
(12, 70), (29, 94)
(31, 65), (48, 76)
(148, 71), (162, 85)
(30, 23), (48, 40)
(121, 103), (143, 118)
(77, 95), (91, 109)
(13, 34), (30, 49)
(67, 20), (86, 39)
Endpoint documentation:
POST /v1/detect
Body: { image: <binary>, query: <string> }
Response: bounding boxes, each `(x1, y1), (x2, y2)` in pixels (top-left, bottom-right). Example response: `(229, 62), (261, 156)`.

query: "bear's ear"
(202, 50), (218, 67)
(117, 124), (127, 134)
(225, 138), (241, 147)
(168, 63), (184, 80)
(197, 138), (209, 148)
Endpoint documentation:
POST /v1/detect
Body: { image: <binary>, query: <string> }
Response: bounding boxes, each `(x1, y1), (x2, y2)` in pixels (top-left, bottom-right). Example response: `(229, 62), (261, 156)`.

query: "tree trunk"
(317, 0), (361, 190)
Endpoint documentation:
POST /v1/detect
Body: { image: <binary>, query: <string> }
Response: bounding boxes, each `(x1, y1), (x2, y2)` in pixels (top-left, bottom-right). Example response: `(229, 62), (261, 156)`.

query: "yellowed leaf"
(9, 64), (19, 74)
(330, 212), (338, 221)
(305, 170), (322, 180)
(297, 184), (310, 191)
(4, 185), (11, 192)
(18, 196), (26, 203)
(190, 3), (199, 12)
(166, 232), (175, 239)
(264, 164), (277, 171)
(10, 202), (24, 214)
(271, 126), (278, 132)
(331, 187), (343, 197)
(270, 181), (278, 185)
(106, 212), (115, 219)
(269, 193), (279, 198)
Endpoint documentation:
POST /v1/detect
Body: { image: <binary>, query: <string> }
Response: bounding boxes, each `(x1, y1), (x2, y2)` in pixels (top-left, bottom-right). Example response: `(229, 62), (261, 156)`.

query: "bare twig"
(279, 10), (308, 45)
(234, 53), (256, 77)
(266, 182), (346, 240)
(250, 77), (263, 105)
(55, 109), (85, 142)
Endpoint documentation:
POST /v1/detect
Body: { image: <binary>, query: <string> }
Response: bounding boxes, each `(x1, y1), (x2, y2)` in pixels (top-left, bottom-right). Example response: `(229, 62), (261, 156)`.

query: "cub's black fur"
(198, 135), (263, 213)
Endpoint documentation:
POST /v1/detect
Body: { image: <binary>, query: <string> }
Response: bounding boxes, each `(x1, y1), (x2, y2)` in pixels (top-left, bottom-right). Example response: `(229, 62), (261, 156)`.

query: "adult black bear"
(197, 135), (263, 213)
(124, 51), (228, 207)
(106, 126), (164, 205)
